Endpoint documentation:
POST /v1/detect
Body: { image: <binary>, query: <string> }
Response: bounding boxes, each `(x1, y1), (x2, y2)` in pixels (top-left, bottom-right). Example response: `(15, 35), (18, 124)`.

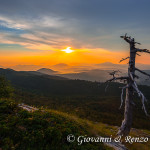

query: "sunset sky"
(0, 0), (150, 71)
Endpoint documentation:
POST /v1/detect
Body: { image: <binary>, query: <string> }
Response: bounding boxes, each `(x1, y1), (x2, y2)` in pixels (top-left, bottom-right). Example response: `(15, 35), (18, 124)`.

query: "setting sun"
(61, 47), (74, 53)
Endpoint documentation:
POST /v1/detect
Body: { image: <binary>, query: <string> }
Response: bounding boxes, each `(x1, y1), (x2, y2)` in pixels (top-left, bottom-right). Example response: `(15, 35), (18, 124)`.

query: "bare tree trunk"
(118, 87), (133, 136)
(107, 34), (150, 136)
(118, 39), (136, 136)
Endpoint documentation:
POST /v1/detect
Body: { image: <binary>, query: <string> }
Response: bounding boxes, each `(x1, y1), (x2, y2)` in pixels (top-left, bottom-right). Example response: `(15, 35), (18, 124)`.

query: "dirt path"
(100, 136), (128, 150)
(18, 103), (38, 112)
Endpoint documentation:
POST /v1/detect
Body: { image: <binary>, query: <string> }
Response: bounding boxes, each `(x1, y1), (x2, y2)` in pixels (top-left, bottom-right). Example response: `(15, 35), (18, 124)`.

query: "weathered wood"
(106, 76), (129, 83)
(136, 48), (150, 54)
(119, 57), (130, 63)
(107, 34), (150, 136)
(135, 67), (150, 78)
(117, 87), (133, 136)
(118, 35), (136, 136)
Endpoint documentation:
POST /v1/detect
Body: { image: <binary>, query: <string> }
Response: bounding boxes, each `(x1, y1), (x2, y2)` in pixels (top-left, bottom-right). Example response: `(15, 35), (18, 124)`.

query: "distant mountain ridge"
(58, 69), (113, 82)
(0, 68), (69, 95)
(37, 68), (58, 75)
(36, 67), (150, 85)
(0, 68), (66, 80)
(3, 62), (150, 72)
(0, 68), (110, 96)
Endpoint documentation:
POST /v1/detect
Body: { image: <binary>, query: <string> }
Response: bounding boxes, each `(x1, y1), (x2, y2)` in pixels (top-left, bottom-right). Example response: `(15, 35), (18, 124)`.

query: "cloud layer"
(0, 0), (150, 67)
(0, 0), (150, 50)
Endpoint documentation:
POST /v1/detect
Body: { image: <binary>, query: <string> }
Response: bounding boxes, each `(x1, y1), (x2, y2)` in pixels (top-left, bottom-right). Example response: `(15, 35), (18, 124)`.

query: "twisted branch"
(105, 83), (109, 92)
(120, 33), (141, 45)
(108, 70), (121, 78)
(106, 77), (129, 83)
(132, 81), (149, 116)
(120, 88), (124, 109)
(136, 48), (150, 54)
(119, 57), (130, 63)
(136, 53), (141, 56)
(129, 71), (134, 81)
(135, 68), (150, 78)
(120, 33), (132, 43)
(105, 76), (128, 92)
(119, 85), (129, 109)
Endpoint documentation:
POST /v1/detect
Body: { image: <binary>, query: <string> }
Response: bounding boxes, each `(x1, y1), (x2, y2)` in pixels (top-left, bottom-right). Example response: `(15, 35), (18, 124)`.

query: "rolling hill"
(0, 68), (150, 131)
(37, 68), (59, 75)
(0, 68), (121, 96)
(36, 67), (150, 85)
(0, 99), (111, 150)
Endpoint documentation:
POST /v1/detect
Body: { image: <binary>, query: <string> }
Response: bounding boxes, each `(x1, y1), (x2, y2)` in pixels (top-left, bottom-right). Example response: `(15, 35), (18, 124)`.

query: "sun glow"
(61, 47), (74, 53)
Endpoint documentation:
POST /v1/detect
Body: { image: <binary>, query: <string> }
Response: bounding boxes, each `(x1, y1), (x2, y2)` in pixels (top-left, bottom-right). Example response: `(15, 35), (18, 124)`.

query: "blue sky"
(0, 0), (150, 68)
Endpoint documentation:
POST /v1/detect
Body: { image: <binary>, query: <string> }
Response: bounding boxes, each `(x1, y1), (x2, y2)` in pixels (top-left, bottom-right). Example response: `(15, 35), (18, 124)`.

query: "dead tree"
(106, 34), (150, 136)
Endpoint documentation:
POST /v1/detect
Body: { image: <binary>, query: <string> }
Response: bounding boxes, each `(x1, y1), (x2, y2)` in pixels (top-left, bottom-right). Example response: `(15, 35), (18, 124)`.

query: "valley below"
(0, 68), (150, 150)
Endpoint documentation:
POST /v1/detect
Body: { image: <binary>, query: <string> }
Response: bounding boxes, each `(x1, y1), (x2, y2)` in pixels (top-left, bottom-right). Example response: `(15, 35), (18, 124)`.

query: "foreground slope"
(1, 100), (150, 150)
(0, 68), (150, 131)
(0, 99), (112, 150)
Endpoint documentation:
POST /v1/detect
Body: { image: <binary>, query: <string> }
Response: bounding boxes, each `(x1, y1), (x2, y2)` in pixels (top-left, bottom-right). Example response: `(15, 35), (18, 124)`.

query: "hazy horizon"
(1, 61), (150, 74)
